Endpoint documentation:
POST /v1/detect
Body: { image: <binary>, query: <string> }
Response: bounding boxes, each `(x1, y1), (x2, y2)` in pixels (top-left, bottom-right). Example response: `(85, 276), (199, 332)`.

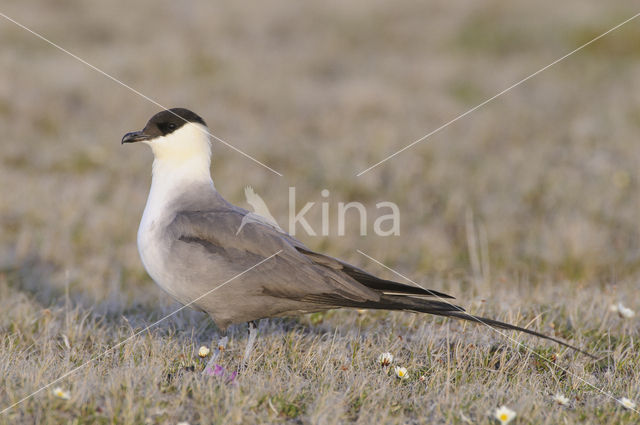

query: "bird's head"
(122, 108), (211, 166)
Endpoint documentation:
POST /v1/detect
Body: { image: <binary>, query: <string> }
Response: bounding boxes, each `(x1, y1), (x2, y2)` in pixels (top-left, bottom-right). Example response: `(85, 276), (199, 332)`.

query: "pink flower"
(203, 364), (223, 376)
(203, 364), (237, 385)
(213, 364), (225, 377)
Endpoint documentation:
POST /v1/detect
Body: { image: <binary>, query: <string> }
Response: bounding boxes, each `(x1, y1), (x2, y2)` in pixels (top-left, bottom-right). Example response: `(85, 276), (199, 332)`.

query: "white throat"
(142, 123), (215, 225)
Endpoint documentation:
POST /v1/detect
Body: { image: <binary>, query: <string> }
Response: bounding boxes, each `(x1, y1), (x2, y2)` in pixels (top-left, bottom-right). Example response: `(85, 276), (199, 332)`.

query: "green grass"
(1, 272), (637, 424)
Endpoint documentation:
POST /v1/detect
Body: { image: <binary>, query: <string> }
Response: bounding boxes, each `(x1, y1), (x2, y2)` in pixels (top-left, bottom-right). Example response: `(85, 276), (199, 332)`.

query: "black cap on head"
(122, 108), (207, 144)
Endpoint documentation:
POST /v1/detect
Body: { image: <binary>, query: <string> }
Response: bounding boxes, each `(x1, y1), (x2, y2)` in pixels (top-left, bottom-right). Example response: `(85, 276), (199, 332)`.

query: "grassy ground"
(1, 0), (639, 423)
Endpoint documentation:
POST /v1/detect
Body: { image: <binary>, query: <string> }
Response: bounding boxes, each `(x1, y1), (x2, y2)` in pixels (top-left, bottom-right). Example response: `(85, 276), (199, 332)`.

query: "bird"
(122, 108), (592, 371)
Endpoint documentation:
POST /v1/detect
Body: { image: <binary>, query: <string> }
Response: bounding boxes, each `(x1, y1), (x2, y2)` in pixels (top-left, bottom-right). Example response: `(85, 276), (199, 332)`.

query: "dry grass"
(1, 0), (639, 423)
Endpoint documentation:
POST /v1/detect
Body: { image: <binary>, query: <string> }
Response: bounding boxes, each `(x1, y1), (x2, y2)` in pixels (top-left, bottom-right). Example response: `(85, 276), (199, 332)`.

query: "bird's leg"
(241, 321), (258, 369)
(203, 331), (228, 375)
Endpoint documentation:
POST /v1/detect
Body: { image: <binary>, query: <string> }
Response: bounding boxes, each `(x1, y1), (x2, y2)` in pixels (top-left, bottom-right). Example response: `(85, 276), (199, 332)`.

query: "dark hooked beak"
(121, 130), (150, 144)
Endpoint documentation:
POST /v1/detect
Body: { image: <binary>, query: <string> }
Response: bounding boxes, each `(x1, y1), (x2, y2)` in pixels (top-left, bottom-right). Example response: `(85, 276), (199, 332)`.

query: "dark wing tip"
(292, 246), (456, 300)
(344, 268), (456, 299)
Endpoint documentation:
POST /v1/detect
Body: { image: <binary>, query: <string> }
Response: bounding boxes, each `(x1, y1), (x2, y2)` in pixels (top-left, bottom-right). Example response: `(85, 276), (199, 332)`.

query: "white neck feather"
(141, 123), (215, 224)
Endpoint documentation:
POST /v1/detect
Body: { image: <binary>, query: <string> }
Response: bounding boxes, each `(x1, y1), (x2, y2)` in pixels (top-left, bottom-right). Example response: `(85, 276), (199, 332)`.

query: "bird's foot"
(240, 321), (258, 371)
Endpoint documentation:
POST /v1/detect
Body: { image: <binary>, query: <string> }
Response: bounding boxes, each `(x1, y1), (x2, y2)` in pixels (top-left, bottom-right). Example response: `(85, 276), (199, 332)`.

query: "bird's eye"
(157, 121), (178, 135)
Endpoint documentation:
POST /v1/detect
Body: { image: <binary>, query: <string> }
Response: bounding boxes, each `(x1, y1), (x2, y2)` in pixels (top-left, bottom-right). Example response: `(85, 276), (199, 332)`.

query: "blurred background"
(1, 0), (639, 314)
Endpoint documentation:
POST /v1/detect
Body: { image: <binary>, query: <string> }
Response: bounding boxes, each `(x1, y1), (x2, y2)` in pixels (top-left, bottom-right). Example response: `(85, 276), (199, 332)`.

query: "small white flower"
(52, 387), (70, 400)
(494, 406), (516, 424)
(617, 303), (635, 319)
(378, 352), (394, 367)
(394, 366), (408, 379)
(553, 392), (570, 406)
(198, 345), (211, 358)
(609, 304), (619, 313)
(620, 397), (636, 410)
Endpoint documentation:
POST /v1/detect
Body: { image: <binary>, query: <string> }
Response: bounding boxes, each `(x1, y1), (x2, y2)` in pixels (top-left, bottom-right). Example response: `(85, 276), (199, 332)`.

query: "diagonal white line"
(0, 250), (282, 416)
(356, 11), (640, 176)
(0, 11), (283, 177)
(356, 249), (639, 414)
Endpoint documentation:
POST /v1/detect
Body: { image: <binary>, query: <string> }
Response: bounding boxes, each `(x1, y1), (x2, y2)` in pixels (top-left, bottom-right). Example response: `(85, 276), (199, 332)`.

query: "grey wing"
(165, 209), (381, 304)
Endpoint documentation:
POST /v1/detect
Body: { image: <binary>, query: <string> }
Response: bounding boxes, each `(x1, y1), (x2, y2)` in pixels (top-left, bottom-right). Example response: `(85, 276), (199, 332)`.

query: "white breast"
(137, 199), (181, 301)
(137, 167), (212, 305)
